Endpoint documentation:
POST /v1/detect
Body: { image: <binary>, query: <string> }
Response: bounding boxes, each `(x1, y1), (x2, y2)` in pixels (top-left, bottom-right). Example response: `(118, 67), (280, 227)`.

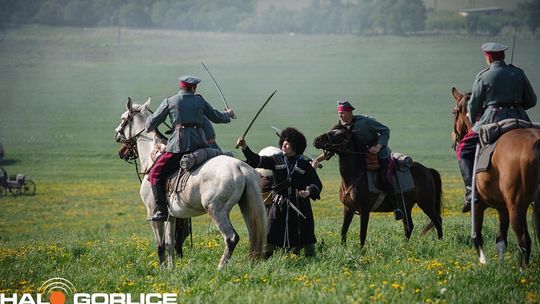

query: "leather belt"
(175, 123), (202, 129)
(486, 103), (519, 110)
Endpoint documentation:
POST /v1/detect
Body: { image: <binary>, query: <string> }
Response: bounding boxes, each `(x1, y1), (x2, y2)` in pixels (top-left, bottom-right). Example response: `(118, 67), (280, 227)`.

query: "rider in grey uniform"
(145, 75), (235, 221)
(457, 42), (537, 212)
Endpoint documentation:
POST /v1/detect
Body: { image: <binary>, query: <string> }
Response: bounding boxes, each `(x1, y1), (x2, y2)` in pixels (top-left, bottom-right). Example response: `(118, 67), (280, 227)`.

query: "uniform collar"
(490, 60), (506, 68)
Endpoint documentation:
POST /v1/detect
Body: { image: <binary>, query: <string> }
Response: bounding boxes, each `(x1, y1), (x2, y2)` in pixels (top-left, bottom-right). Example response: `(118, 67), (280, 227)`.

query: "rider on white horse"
(145, 75), (236, 221)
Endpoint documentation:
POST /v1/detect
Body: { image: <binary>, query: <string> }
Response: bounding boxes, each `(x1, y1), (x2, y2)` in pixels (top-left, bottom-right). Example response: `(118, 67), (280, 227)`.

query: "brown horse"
(451, 87), (540, 268)
(313, 126), (443, 247)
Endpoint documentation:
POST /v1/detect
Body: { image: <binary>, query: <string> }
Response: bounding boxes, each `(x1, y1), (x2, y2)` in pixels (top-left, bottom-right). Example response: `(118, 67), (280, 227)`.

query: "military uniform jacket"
(340, 115), (391, 159)
(468, 61), (537, 133)
(145, 91), (230, 153)
(242, 147), (322, 248)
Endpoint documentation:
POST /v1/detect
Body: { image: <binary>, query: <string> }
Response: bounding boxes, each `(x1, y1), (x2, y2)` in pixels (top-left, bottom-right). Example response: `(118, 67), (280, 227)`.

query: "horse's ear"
(126, 97), (133, 112)
(142, 97), (151, 110)
(451, 87), (463, 102)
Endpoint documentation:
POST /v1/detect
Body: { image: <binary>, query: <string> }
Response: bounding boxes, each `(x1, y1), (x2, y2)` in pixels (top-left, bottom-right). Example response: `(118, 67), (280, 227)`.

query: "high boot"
(390, 188), (404, 221)
(458, 158), (476, 213)
(380, 158), (403, 221)
(150, 184), (169, 221)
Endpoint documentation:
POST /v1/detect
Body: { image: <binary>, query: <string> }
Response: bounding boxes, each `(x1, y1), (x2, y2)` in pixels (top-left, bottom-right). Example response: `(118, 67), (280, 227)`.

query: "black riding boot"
(150, 184), (169, 221)
(458, 158), (476, 213)
(380, 158), (403, 221)
(390, 188), (404, 221)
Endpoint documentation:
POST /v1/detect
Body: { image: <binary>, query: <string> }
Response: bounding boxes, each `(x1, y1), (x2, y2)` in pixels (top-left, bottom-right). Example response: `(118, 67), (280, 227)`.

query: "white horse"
(114, 97), (267, 269)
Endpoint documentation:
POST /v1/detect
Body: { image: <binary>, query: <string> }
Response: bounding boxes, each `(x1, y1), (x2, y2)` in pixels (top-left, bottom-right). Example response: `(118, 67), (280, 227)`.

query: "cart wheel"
(22, 180), (36, 196)
(0, 186), (7, 196)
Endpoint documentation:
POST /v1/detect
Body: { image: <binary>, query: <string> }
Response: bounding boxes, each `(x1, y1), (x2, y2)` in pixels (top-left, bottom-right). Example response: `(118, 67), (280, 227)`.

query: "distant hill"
(257, 0), (524, 12)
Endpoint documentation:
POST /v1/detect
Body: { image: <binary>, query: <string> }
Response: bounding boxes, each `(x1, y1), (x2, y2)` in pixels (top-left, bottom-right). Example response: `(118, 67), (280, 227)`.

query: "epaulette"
(356, 114), (374, 120)
(475, 67), (489, 78)
(508, 64), (524, 72)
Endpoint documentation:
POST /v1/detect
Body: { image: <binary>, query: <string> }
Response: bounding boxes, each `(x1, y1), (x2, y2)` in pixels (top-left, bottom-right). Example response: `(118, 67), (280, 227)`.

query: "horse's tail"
(422, 168), (444, 235)
(238, 167), (268, 260)
(533, 140), (540, 248)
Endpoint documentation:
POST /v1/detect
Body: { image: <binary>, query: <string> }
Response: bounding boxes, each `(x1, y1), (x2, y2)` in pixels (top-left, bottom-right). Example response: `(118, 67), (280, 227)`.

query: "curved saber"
(201, 62), (230, 111)
(236, 90), (277, 148)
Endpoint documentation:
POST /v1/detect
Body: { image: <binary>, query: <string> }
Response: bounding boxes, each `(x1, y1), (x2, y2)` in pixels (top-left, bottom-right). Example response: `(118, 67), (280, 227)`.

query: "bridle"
(115, 109), (148, 182)
(319, 128), (365, 159)
(451, 93), (471, 150)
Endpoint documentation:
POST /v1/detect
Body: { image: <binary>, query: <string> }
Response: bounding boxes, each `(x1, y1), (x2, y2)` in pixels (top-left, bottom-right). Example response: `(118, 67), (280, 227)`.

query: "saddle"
(367, 152), (415, 195)
(165, 147), (234, 194)
(476, 119), (540, 173)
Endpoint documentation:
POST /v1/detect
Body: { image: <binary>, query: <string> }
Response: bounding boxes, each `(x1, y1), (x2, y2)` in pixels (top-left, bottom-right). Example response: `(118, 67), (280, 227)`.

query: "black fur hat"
(279, 127), (307, 156)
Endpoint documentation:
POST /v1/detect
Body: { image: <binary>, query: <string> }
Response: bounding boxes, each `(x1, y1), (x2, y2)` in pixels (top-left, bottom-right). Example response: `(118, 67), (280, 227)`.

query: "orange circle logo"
(50, 291), (66, 304)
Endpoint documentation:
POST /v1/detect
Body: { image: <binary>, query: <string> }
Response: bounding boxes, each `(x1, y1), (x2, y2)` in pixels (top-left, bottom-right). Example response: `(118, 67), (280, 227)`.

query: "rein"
(321, 131), (366, 157)
(452, 93), (472, 150)
(116, 110), (150, 183)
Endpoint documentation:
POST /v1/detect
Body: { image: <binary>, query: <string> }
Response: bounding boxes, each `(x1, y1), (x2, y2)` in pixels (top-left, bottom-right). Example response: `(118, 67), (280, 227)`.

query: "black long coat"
(243, 147), (323, 248)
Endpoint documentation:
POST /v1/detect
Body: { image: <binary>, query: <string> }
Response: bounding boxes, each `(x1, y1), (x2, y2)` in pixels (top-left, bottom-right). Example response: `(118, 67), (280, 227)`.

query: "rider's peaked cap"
(279, 127), (307, 156)
(481, 42), (508, 53)
(178, 75), (201, 85)
(337, 100), (355, 111)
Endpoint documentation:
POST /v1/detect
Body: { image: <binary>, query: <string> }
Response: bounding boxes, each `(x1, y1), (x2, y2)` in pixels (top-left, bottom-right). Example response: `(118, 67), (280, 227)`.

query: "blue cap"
(178, 75), (201, 85)
(481, 42), (508, 53)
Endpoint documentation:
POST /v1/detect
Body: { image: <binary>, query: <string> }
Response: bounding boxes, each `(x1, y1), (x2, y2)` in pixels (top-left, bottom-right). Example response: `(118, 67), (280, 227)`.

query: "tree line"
(1, 0), (539, 35)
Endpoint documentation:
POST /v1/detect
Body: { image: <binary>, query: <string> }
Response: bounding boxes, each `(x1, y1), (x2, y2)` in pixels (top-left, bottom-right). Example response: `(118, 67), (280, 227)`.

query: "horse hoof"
(495, 241), (506, 261)
(479, 251), (487, 264)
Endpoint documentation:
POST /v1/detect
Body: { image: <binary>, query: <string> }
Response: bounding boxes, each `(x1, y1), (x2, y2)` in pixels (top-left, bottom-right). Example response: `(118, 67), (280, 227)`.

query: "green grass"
(1, 26), (540, 303)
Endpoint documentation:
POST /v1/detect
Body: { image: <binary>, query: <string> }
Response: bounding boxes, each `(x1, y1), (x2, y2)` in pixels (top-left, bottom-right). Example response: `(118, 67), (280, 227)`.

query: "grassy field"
(1, 26), (540, 303)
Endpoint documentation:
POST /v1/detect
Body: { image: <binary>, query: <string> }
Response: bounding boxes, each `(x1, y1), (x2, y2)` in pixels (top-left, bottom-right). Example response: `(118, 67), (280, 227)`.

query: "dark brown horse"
(313, 126), (443, 247)
(452, 87), (540, 268)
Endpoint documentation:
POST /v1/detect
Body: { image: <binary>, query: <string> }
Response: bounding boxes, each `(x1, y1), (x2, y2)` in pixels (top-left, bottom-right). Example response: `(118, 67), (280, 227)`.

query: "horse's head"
(114, 97), (152, 144)
(451, 87), (473, 150)
(313, 126), (352, 153)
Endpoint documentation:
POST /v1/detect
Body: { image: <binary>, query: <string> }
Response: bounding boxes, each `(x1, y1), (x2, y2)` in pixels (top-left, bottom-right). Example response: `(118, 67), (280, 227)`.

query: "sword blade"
(201, 62), (230, 110)
(240, 90), (277, 139)
(288, 200), (307, 219)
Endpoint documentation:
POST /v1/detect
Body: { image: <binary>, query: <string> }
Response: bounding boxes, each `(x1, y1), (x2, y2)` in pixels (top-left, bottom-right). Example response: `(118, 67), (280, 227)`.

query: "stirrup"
(394, 209), (404, 221)
(150, 211), (169, 222)
(461, 202), (471, 213)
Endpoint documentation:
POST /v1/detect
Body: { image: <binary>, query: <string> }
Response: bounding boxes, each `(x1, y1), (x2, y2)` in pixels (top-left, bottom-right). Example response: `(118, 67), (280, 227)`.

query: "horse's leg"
(473, 205), (487, 264)
(141, 179), (167, 266)
(508, 206), (531, 268)
(208, 209), (240, 269)
(495, 208), (509, 261)
(359, 211), (370, 248)
(402, 200), (414, 240)
(174, 218), (190, 258)
(341, 207), (354, 245)
(164, 216), (176, 269)
(149, 221), (166, 266)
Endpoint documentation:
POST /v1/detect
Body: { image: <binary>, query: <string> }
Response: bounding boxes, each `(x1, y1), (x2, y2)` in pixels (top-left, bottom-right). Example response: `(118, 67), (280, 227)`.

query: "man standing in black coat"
(237, 127), (323, 258)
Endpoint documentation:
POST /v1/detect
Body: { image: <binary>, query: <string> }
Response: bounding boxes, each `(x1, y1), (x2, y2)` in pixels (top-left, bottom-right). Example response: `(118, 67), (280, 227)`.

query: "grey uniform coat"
(341, 115), (391, 159)
(145, 91), (230, 153)
(468, 61), (537, 133)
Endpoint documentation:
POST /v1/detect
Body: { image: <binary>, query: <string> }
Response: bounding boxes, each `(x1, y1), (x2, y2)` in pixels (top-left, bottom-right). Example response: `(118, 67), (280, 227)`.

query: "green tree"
(32, 0), (64, 26)
(518, 0), (540, 33)
(64, 0), (98, 26)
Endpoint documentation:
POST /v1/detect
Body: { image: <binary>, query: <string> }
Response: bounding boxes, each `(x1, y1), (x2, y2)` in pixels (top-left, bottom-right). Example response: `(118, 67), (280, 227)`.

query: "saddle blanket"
(367, 168), (415, 194)
(476, 119), (540, 173)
